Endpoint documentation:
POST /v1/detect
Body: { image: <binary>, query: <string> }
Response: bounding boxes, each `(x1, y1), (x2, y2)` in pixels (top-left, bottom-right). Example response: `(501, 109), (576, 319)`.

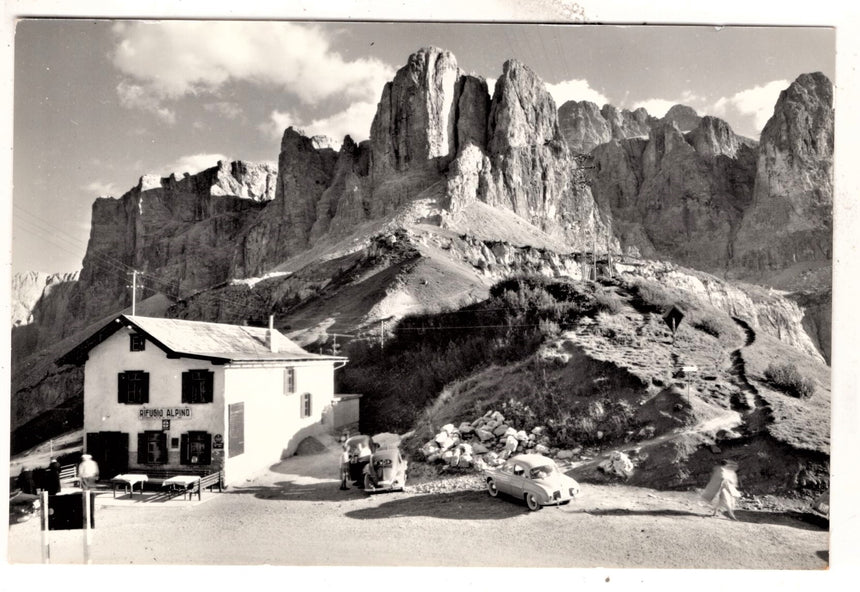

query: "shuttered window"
(129, 333), (146, 351)
(181, 431), (212, 465)
(137, 431), (167, 464)
(300, 393), (312, 418)
(118, 371), (149, 404)
(284, 368), (296, 394)
(181, 370), (214, 404)
(228, 402), (244, 458)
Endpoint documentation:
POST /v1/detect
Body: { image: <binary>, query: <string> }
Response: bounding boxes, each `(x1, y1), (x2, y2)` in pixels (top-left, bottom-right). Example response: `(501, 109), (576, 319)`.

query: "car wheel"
(364, 473), (374, 491)
(524, 492), (542, 511)
(487, 478), (499, 497)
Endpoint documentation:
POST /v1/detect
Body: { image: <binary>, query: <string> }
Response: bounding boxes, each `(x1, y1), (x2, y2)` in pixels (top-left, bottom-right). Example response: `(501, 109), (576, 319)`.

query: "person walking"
(78, 454), (100, 490)
(702, 459), (741, 520)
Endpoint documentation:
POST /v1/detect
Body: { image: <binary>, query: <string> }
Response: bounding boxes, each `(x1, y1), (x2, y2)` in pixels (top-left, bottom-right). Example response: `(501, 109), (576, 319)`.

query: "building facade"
(58, 315), (351, 485)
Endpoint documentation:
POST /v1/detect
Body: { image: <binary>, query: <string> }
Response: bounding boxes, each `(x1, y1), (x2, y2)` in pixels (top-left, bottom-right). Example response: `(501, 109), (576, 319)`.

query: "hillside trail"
(565, 312), (761, 476)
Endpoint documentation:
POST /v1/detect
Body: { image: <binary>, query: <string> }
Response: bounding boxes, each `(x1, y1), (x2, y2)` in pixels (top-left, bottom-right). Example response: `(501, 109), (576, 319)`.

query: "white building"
(58, 315), (353, 485)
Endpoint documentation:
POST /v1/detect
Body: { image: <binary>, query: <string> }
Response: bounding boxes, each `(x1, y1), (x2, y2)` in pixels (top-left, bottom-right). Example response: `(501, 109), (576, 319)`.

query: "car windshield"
(529, 464), (557, 479)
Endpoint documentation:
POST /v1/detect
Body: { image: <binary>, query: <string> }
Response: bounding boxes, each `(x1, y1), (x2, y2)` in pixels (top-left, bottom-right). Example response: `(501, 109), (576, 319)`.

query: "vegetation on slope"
(339, 275), (606, 434)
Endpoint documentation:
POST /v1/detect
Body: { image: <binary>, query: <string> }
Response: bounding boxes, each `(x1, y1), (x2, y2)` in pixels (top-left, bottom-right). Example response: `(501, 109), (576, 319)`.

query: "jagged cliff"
(11, 49), (833, 445)
(731, 72), (833, 279)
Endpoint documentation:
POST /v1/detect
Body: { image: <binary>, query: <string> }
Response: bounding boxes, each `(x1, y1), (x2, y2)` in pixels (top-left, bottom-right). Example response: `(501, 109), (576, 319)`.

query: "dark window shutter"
(201, 433), (212, 465)
(180, 433), (189, 465)
(141, 372), (149, 404)
(118, 373), (127, 404)
(137, 433), (147, 464)
(181, 372), (190, 403)
(157, 433), (168, 463)
(204, 371), (214, 403)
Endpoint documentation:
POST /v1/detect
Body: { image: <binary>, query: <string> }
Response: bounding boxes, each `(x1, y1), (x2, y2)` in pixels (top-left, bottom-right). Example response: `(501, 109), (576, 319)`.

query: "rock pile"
(418, 410), (583, 471)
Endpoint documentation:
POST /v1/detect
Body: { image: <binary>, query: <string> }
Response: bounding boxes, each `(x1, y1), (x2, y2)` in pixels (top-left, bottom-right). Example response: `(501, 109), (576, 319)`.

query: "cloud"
(116, 80), (176, 124)
(546, 78), (609, 107)
(631, 98), (676, 119)
(161, 153), (229, 177)
(112, 22), (394, 120)
(261, 100), (378, 144)
(82, 180), (118, 196)
(203, 101), (244, 120)
(711, 79), (789, 134)
(631, 90), (705, 119)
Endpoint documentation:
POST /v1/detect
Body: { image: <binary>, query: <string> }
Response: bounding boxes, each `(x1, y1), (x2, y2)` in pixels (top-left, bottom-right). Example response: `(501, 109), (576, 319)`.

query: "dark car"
(344, 435), (378, 485)
(363, 447), (408, 493)
(9, 489), (40, 524)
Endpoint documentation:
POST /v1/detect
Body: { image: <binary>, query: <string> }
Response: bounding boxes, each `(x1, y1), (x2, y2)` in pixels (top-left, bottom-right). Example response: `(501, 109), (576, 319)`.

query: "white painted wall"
(82, 325), (341, 485)
(223, 361), (337, 484)
(83, 328), (225, 470)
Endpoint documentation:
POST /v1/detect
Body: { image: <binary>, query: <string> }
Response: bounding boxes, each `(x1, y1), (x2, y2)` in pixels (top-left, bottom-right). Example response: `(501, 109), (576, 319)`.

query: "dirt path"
(6, 442), (827, 569)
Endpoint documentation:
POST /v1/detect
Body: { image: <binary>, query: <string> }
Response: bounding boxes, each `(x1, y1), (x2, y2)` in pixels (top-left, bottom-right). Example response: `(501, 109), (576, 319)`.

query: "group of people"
(15, 454), (100, 495)
(339, 437), (372, 490)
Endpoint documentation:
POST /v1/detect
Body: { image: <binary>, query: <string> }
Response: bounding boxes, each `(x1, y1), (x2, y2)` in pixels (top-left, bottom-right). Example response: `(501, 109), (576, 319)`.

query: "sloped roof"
(58, 314), (345, 366)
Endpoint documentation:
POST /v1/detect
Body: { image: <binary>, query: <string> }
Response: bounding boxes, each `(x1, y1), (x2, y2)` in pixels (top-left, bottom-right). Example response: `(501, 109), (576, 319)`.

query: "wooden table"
(110, 474), (148, 498)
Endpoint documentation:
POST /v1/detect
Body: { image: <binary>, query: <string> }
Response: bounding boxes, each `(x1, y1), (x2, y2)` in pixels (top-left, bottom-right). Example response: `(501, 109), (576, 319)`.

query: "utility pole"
(128, 270), (138, 315)
(592, 231), (597, 281)
(380, 319), (385, 349)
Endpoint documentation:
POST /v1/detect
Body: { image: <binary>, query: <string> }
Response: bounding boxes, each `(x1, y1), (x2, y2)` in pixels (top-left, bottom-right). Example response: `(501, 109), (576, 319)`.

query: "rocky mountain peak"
(730, 72), (833, 279)
(687, 115), (745, 158)
(370, 46), (463, 176)
(487, 59), (561, 153)
(662, 104), (701, 131)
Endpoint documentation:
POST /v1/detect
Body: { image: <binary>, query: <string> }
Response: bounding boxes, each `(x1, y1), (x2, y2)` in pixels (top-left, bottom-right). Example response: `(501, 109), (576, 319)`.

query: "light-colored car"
(363, 447), (408, 493)
(484, 453), (580, 511)
(9, 490), (40, 523)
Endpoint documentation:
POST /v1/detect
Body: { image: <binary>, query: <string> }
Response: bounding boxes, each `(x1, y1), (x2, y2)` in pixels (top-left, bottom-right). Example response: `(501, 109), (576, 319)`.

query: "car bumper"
(364, 478), (404, 492)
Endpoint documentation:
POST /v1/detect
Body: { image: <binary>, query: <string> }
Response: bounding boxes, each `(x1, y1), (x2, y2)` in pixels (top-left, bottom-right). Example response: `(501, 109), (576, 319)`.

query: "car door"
(495, 461), (516, 495)
(509, 462), (528, 498)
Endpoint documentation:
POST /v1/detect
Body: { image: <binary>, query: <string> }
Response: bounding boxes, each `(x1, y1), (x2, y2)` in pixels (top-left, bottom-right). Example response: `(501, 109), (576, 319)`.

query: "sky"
(11, 20), (835, 274)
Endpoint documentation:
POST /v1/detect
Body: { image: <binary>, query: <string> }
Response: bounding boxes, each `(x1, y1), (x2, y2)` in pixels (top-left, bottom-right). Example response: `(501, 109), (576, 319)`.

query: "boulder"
(440, 423), (456, 435)
(475, 428), (495, 442)
(491, 411), (505, 423)
(471, 442), (489, 455)
(556, 449), (574, 460)
(458, 422), (474, 434)
(534, 444), (550, 455)
(504, 435), (519, 452)
(493, 424), (511, 437)
(515, 430), (529, 442)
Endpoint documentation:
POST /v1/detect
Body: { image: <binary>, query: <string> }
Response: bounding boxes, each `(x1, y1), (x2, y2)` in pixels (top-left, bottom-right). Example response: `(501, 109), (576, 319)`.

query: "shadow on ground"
(580, 508), (705, 518)
(225, 480), (367, 503)
(344, 490), (527, 520)
(733, 509), (828, 531)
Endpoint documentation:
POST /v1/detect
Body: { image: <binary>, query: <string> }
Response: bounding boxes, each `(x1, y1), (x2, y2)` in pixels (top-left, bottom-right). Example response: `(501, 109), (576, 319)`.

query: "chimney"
(268, 315), (278, 353)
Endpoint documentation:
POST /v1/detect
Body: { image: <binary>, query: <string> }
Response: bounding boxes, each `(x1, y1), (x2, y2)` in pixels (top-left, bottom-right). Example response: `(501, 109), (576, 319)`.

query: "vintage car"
(484, 453), (580, 511)
(9, 489), (40, 523)
(344, 434), (378, 486)
(363, 446), (408, 493)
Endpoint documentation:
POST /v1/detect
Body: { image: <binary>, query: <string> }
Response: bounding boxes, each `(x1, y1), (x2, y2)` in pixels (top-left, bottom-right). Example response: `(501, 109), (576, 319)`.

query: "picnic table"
(162, 475), (201, 500)
(111, 474), (148, 498)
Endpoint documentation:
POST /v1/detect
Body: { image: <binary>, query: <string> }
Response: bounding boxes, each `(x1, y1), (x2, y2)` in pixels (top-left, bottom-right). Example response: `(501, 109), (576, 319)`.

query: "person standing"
(47, 459), (62, 494)
(702, 459), (741, 520)
(339, 444), (351, 490)
(78, 454), (100, 490)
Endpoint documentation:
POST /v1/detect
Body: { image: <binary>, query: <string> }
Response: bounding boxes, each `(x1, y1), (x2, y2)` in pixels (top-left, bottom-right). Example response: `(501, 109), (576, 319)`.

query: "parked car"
(363, 446), (408, 493)
(9, 489), (40, 523)
(344, 434), (378, 486)
(484, 453), (580, 511)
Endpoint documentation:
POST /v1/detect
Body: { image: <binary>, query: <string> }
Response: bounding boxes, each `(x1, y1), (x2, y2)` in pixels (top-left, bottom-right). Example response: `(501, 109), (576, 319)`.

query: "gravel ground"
(6, 441), (827, 570)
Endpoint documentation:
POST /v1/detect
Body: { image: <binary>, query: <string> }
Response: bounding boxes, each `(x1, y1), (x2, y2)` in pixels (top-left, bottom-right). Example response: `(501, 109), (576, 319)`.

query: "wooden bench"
(185, 471), (224, 501)
(59, 464), (79, 488)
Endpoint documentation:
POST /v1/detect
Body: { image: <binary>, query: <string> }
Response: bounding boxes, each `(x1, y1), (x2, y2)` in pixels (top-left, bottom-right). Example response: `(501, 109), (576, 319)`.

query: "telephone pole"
(128, 270), (138, 315)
